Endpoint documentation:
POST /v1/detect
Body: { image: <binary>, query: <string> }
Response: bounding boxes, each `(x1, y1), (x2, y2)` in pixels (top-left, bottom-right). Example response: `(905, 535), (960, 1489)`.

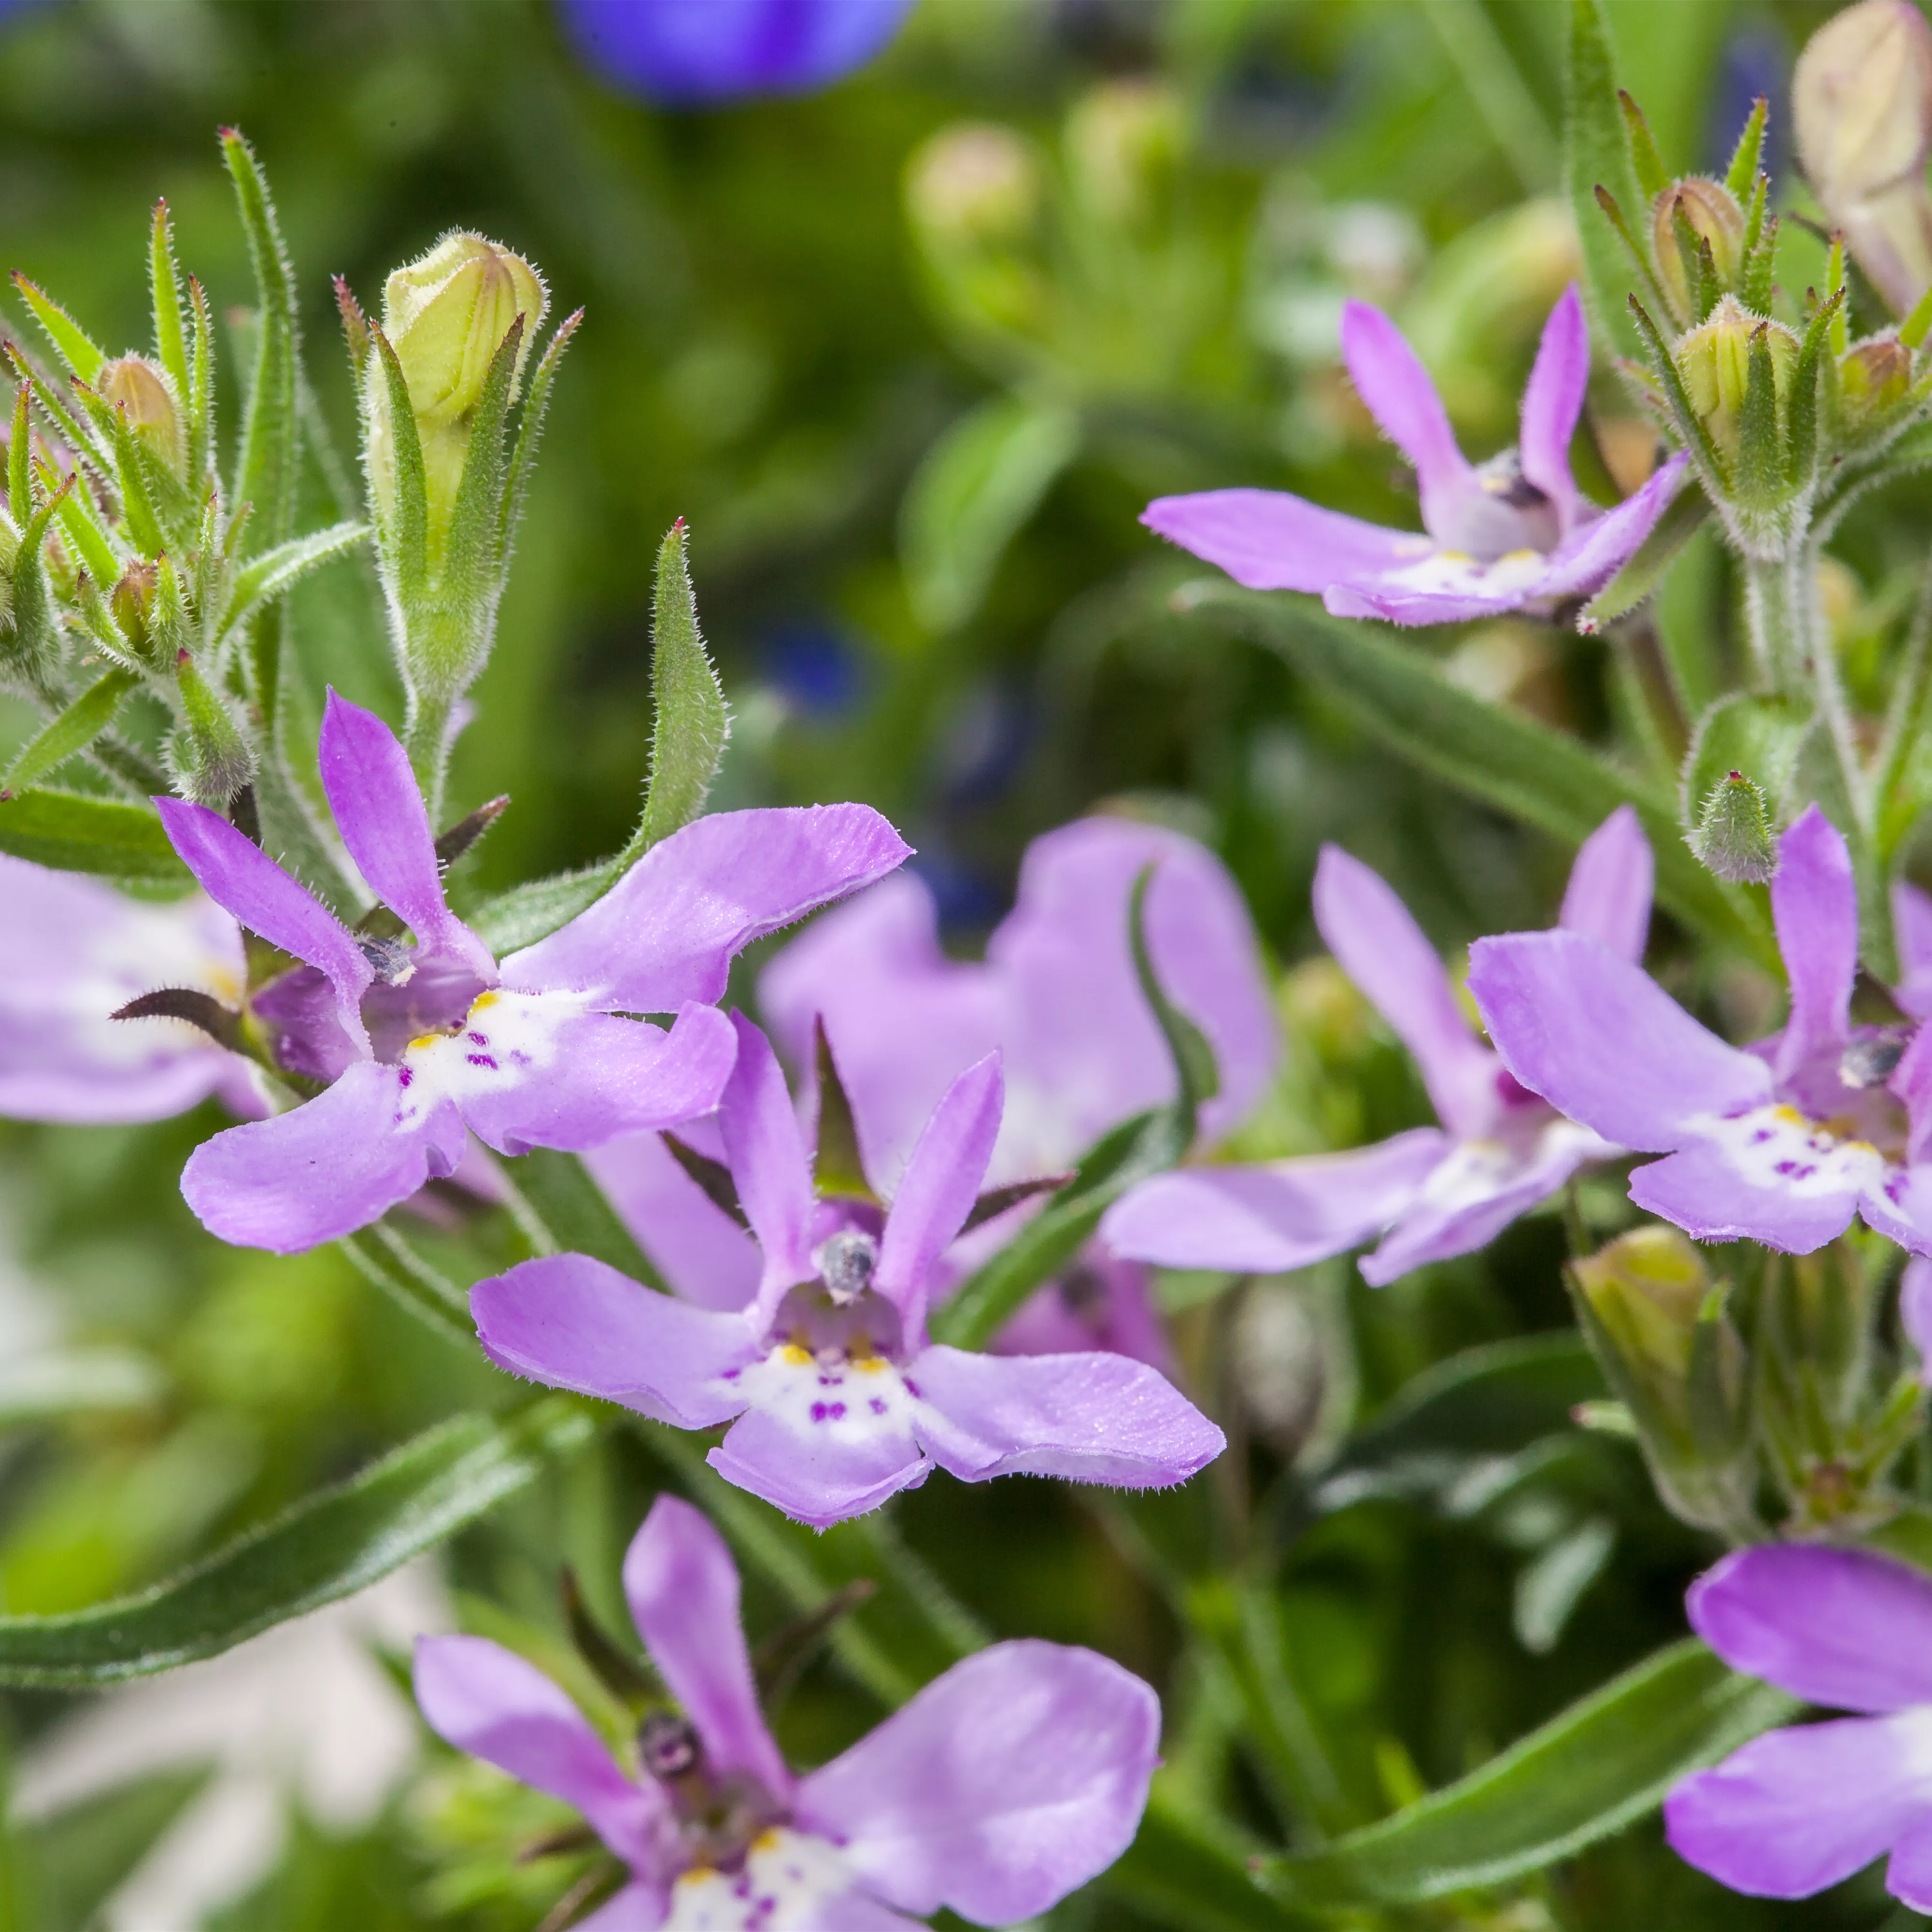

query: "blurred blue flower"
(760, 617), (865, 717)
(559, 0), (916, 104)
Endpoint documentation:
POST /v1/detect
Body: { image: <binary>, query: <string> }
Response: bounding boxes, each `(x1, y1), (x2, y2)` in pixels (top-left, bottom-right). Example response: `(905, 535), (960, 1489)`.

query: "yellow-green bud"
(99, 354), (184, 478)
(906, 124), (1041, 248)
(1840, 333), (1914, 420)
(1673, 294), (1798, 457)
(1795, 0), (1932, 313)
(1651, 178), (1747, 323)
(111, 559), (159, 658)
(1573, 1225), (1712, 1384)
(1064, 79), (1183, 228)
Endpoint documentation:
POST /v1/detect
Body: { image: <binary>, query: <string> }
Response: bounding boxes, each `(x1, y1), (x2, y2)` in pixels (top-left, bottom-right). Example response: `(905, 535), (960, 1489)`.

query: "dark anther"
(356, 934), (416, 986)
(639, 1710), (703, 1781)
(113, 986), (244, 1053)
(817, 1228), (878, 1304)
(1841, 1035), (1909, 1088)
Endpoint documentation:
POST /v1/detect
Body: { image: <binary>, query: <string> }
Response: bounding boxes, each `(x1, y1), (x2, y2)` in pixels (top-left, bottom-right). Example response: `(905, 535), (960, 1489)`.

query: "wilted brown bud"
(99, 355), (184, 477)
(1841, 334), (1914, 419)
(1795, 0), (1932, 312)
(111, 559), (159, 655)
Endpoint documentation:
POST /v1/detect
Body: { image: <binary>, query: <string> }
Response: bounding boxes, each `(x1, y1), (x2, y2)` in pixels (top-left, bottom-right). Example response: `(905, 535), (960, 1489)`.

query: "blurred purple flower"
(0, 855), (257, 1123)
(164, 690), (908, 1253)
(474, 1015), (1223, 1527)
(1666, 1544), (1932, 1911)
(1102, 807), (1652, 1286)
(416, 1495), (1160, 1927)
(1142, 286), (1689, 626)
(559, 0), (915, 104)
(1471, 805), (1932, 1257)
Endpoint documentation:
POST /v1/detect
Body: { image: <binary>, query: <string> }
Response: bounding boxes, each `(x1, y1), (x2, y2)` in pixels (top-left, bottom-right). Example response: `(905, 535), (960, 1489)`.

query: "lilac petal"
(412, 1634), (663, 1867)
(1628, 1140), (1860, 1252)
(1340, 300), (1468, 503)
(1321, 576), (1561, 627)
(1771, 805), (1857, 1082)
(1688, 1545), (1932, 1712)
(621, 1496), (789, 1798)
(1358, 1120), (1607, 1287)
(1665, 1713), (1932, 1899)
(1861, 1162), (1932, 1257)
(794, 1639), (1159, 1924)
(910, 1344), (1224, 1487)
(156, 796), (372, 1051)
(181, 1061), (462, 1251)
(1558, 805), (1653, 963)
(582, 1130), (761, 1312)
(1529, 453), (1688, 599)
(1099, 1129), (1447, 1271)
(566, 1884), (666, 1932)
(455, 1002), (736, 1157)
(719, 1013), (817, 1324)
(1518, 284), (1586, 518)
(991, 1249), (1172, 1373)
(1888, 1810), (1932, 1914)
(1468, 931), (1772, 1148)
(498, 806), (909, 1014)
(1904, 1258), (1932, 1384)
(797, 1892), (922, 1932)
(707, 1402), (929, 1529)
(1138, 488), (1430, 594)
(471, 1254), (755, 1427)
(1895, 882), (1932, 1019)
(318, 691), (495, 980)
(1313, 846), (1498, 1137)
(875, 1054), (1002, 1325)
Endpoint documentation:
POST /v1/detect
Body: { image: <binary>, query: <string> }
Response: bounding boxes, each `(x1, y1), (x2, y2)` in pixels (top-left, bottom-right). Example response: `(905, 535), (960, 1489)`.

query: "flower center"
(813, 1229), (878, 1305)
(1698, 1102), (1892, 1196)
(662, 1827), (852, 1932)
(1425, 447), (1562, 563)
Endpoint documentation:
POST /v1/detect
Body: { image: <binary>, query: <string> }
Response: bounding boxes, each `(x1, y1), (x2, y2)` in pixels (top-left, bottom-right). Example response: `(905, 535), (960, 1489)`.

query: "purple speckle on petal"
(829, 1401), (846, 1419)
(810, 1401), (829, 1422)
(467, 1030), (488, 1045)
(397, 1066), (413, 1088)
(870, 1397), (886, 1415)
(903, 1378), (921, 1398)
(1751, 1128), (1772, 1143)
(1776, 1160), (1797, 1175)
(466, 1053), (498, 1069)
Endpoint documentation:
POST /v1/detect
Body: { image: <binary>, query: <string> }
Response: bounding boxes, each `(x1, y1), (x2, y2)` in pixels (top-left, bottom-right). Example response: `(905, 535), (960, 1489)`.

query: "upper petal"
(875, 1053), (1003, 1327)
(1314, 845), (1498, 1137)
(156, 796), (372, 1052)
(719, 1013), (818, 1325)
(793, 1639), (1159, 1924)
(1688, 1545), (1932, 1712)
(1664, 1712), (1932, 1900)
(319, 691), (495, 981)
(181, 1060), (463, 1252)
(1895, 881), (1932, 1019)
(583, 1130), (761, 1312)
(1100, 1130), (1448, 1271)
(910, 1344), (1224, 1488)
(1771, 804), (1858, 1081)
(1138, 488), (1430, 594)
(621, 1496), (790, 1800)
(498, 805), (910, 1012)
(413, 1634), (664, 1870)
(1558, 804), (1653, 963)
(1468, 930), (1772, 1149)
(471, 1253), (756, 1428)
(1340, 299), (1468, 501)
(1518, 284), (1587, 519)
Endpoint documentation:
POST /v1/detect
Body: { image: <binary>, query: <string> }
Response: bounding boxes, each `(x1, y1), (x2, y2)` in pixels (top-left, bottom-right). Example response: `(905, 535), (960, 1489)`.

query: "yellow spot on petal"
(470, 990), (499, 1011)
(674, 1865), (715, 1889)
(407, 1033), (442, 1054)
(851, 1355), (886, 1374)
(1498, 547), (1538, 566)
(752, 1829), (781, 1853)
(781, 1343), (812, 1366)
(1773, 1105), (1806, 1126)
(1437, 549), (1474, 564)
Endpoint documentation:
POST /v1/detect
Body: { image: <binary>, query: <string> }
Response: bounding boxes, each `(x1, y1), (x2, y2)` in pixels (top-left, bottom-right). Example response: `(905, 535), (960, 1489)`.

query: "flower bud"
(906, 124), (1041, 247)
(1673, 294), (1798, 458)
(1651, 178), (1747, 322)
(111, 559), (159, 658)
(1795, 0), (1932, 312)
(1840, 333), (1914, 423)
(170, 648), (255, 807)
(98, 354), (184, 478)
(1573, 1225), (1711, 1386)
(1064, 79), (1183, 228)
(1689, 769), (1778, 883)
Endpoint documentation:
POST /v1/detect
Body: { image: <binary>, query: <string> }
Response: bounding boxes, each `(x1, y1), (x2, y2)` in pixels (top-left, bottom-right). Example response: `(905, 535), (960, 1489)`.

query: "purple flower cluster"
(417, 1495), (1159, 1929)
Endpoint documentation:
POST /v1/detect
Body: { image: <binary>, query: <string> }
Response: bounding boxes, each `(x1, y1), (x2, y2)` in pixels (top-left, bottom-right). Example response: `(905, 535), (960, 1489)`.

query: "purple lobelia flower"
(1471, 804), (1932, 1257)
(161, 690), (909, 1255)
(0, 855), (258, 1123)
(1101, 807), (1652, 1286)
(1141, 285), (1689, 626)
(473, 1015), (1224, 1527)
(1665, 1544), (1932, 1911)
(559, 0), (915, 105)
(415, 1494), (1160, 1930)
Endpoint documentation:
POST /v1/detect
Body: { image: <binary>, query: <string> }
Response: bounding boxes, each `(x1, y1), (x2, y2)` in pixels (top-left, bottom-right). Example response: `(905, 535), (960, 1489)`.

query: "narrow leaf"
(1129, 863), (1218, 1125)
(0, 1400), (592, 1687)
(1735, 328), (1783, 504)
(1186, 585), (1774, 965)
(630, 518), (729, 854)
(220, 128), (299, 551)
(217, 518), (368, 642)
(0, 790), (187, 883)
(2, 667), (139, 793)
(1616, 89), (1669, 203)
(1263, 1640), (1797, 1905)
(465, 862), (616, 956)
(511, 1148), (666, 1289)
(499, 307), (581, 556)
(1723, 97), (1767, 204)
(812, 1018), (874, 1202)
(149, 199), (189, 400)
(7, 380), (28, 527)
(11, 273), (104, 384)
(1565, 0), (1644, 359)
(1103, 1798), (1317, 1932)
(1626, 295), (1723, 481)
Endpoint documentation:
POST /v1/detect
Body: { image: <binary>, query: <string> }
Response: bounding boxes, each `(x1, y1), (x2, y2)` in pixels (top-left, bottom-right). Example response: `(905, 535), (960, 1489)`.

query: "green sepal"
(7, 381), (28, 528)
(1616, 88), (1669, 203)
(628, 518), (730, 858)
(11, 271), (105, 384)
(171, 649), (255, 806)
(217, 519), (368, 647)
(220, 127), (299, 552)
(6, 343), (113, 482)
(369, 328), (430, 597)
(498, 307), (582, 555)
(51, 476), (126, 593)
(812, 1018), (875, 1203)
(1903, 274), (1932, 351)
(0, 789), (188, 884)
(465, 862), (614, 956)
(438, 310), (523, 597)
(1591, 187), (1676, 334)
(2, 667), (140, 794)
(1626, 294), (1724, 483)
(106, 404), (170, 557)
(1735, 327), (1785, 505)
(1827, 235), (1852, 357)
(1788, 284), (1845, 483)
(0, 1399), (592, 1688)
(185, 273), (213, 486)
(1671, 202), (1719, 324)
(149, 197), (189, 402)
(1742, 207), (1777, 315)
(1723, 97), (1768, 203)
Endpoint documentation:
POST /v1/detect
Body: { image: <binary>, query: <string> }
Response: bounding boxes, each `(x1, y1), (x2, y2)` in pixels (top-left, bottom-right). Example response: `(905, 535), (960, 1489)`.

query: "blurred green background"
(0, 1), (1910, 1927)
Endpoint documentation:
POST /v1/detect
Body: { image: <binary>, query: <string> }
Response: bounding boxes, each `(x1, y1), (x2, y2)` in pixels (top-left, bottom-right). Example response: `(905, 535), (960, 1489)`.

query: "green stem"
(1742, 551), (1806, 696)
(1875, 552), (1932, 859)
(403, 689), (453, 826)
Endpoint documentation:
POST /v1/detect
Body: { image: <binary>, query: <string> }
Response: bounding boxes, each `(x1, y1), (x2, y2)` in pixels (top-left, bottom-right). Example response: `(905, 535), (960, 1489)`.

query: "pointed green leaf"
(186, 273), (213, 485)
(1186, 584), (1775, 966)
(7, 381), (28, 528)
(369, 329), (429, 595)
(3, 667), (140, 793)
(499, 308), (581, 555)
(900, 395), (1080, 633)
(0, 791), (187, 884)
(1735, 329), (1783, 504)
(629, 518), (730, 856)
(51, 472), (125, 591)
(1617, 88), (1669, 202)
(464, 862), (616, 956)
(217, 519), (368, 643)
(1565, 0), (1644, 359)
(221, 128), (299, 552)
(149, 199), (189, 402)
(510, 1148), (665, 1290)
(1788, 284), (1844, 484)
(1263, 1640), (1797, 1906)
(1626, 295), (1723, 481)
(0, 1399), (591, 1688)
(11, 273), (105, 384)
